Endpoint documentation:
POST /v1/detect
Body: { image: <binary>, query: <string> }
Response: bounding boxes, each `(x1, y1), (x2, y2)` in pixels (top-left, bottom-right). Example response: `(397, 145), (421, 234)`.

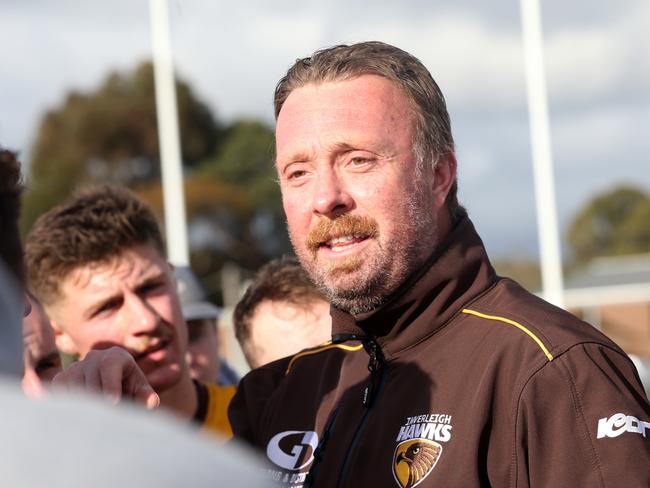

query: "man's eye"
(95, 300), (119, 317)
(350, 156), (372, 166)
(139, 281), (166, 295)
(35, 362), (55, 373)
(35, 359), (62, 374)
(287, 169), (308, 180)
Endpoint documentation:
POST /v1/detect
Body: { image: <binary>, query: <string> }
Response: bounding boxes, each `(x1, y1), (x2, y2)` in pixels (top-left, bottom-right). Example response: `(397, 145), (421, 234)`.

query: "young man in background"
(25, 185), (234, 438)
(233, 256), (331, 369)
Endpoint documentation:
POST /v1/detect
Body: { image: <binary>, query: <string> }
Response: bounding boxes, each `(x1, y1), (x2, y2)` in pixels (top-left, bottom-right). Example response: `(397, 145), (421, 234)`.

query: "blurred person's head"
(25, 185), (190, 395)
(0, 148), (25, 285)
(273, 41), (460, 314)
(22, 294), (62, 396)
(233, 256), (331, 369)
(0, 147), (27, 376)
(175, 267), (221, 384)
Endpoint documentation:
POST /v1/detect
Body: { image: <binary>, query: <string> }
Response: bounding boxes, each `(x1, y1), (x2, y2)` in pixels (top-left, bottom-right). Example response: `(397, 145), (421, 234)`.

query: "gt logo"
(597, 413), (650, 439)
(266, 430), (319, 471)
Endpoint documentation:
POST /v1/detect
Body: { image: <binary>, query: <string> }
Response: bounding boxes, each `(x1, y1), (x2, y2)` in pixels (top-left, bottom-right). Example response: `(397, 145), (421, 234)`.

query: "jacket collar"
(330, 217), (497, 360)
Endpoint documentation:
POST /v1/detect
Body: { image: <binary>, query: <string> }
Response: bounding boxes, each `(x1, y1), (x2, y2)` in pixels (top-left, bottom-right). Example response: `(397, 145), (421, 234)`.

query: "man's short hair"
(233, 256), (327, 353)
(0, 148), (25, 284)
(25, 184), (165, 306)
(274, 41), (466, 223)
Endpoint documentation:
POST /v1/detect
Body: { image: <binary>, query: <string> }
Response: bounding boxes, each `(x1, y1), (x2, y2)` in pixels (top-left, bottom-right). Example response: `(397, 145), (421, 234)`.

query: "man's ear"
(432, 152), (457, 206)
(50, 320), (80, 357)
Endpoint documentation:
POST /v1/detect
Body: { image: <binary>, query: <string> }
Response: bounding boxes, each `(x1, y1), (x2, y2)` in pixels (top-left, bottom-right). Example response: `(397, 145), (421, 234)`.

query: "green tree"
(615, 198), (650, 255)
(134, 119), (292, 304)
(567, 186), (650, 262)
(193, 119), (290, 267)
(22, 61), (220, 232)
(200, 119), (278, 206)
(492, 259), (541, 292)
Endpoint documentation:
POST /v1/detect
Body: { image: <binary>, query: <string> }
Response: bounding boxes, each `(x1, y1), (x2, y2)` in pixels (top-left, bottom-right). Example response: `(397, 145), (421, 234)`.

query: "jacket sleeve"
(515, 342), (650, 488)
(228, 360), (288, 448)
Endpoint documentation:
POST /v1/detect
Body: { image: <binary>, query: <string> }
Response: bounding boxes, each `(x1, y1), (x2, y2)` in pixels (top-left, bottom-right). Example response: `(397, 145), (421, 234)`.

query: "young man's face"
(47, 244), (188, 392)
(275, 74), (447, 313)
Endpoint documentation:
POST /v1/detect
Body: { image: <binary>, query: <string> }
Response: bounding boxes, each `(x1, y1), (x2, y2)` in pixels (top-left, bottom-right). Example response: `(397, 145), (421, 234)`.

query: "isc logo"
(596, 413), (650, 439)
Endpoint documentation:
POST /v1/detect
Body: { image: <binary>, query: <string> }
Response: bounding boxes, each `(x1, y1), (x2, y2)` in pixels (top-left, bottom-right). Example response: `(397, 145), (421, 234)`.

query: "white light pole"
(520, 0), (565, 307)
(149, 0), (189, 266)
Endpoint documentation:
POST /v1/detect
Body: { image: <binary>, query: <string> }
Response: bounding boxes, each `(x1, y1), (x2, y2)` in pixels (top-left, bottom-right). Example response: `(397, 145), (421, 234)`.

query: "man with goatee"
(228, 41), (650, 486)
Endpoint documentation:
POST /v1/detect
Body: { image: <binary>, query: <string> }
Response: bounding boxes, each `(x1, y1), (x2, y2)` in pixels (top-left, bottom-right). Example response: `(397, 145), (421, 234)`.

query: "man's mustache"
(306, 214), (379, 252)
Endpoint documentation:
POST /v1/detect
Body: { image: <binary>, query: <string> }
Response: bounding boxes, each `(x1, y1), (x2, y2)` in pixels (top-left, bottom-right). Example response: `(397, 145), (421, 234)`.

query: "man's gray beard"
(322, 232), (434, 315)
(300, 186), (437, 316)
(315, 262), (390, 315)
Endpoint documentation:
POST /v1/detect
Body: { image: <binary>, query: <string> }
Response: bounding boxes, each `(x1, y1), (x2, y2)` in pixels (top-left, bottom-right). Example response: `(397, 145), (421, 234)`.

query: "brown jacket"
(230, 218), (650, 487)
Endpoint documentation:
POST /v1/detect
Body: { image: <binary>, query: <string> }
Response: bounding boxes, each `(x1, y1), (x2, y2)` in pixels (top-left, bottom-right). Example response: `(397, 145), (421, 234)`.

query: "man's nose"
(125, 294), (160, 335)
(312, 167), (353, 217)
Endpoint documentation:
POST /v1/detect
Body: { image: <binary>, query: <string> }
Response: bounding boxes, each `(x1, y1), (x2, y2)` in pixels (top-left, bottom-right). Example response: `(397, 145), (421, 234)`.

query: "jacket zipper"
(326, 334), (388, 488)
(361, 337), (385, 408)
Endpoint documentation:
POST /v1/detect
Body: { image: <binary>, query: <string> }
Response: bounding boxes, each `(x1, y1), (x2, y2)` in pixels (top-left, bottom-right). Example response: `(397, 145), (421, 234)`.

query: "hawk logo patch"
(392, 413), (452, 487)
(392, 439), (442, 488)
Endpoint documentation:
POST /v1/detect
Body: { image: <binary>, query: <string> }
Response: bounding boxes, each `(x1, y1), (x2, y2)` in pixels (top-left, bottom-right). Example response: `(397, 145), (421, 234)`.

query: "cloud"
(0, 1), (152, 158)
(545, 2), (650, 107)
(1, 0), (647, 260)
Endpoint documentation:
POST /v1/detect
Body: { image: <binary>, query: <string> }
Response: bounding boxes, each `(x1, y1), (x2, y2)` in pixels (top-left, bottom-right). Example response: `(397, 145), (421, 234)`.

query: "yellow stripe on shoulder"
(462, 308), (554, 361)
(285, 341), (364, 375)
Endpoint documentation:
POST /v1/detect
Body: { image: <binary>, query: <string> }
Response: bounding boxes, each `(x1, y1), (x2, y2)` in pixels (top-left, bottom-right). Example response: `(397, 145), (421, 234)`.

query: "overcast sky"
(1, 0), (648, 260)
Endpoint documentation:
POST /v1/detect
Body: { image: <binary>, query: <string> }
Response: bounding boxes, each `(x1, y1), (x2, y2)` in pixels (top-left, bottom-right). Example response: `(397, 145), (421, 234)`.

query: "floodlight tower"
(149, 0), (189, 267)
(520, 0), (565, 307)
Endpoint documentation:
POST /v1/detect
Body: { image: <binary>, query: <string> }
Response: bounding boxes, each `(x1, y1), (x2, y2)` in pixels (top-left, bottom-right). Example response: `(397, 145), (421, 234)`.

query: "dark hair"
(25, 184), (164, 305)
(274, 41), (466, 222)
(0, 148), (25, 283)
(233, 256), (327, 361)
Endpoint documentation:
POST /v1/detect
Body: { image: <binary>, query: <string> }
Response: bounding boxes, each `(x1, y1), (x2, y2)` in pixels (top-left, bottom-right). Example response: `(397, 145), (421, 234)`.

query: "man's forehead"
(278, 76), (409, 118)
(63, 246), (166, 294)
(275, 76), (414, 157)
(252, 299), (318, 326)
